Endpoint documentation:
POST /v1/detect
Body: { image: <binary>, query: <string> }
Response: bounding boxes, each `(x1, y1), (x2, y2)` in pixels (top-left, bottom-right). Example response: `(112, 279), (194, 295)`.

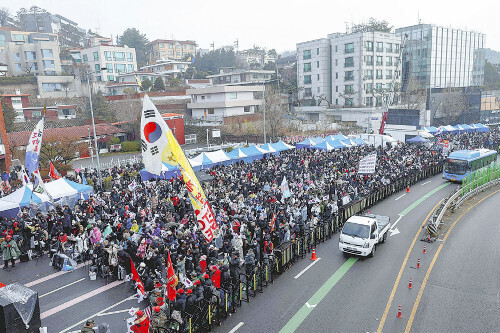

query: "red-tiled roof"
(162, 113), (184, 118)
(7, 123), (126, 148)
(187, 79), (210, 83)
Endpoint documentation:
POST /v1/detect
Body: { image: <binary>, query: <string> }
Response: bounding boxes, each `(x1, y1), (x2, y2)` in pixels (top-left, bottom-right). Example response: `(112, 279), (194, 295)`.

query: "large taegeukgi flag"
(140, 95), (220, 242)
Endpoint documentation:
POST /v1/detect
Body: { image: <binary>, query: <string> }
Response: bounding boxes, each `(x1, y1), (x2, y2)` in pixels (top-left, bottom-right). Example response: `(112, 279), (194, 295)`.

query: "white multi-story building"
(187, 86), (263, 122)
(207, 67), (275, 86)
(396, 24), (486, 89)
(80, 44), (137, 82)
(297, 31), (401, 107)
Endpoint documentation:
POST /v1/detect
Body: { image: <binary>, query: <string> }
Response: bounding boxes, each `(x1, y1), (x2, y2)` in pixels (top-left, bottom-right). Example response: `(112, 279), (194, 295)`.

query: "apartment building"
(207, 67), (275, 86)
(0, 29), (62, 76)
(396, 24), (486, 89)
(79, 44), (137, 82)
(297, 31), (401, 107)
(147, 39), (196, 64)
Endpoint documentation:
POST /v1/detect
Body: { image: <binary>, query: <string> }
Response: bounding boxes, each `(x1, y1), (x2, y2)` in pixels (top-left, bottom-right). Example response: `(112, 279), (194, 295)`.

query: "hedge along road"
(216, 175), (455, 333)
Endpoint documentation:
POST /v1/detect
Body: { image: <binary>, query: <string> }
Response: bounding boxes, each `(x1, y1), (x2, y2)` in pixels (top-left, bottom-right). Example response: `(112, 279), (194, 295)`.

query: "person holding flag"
(25, 107), (45, 177)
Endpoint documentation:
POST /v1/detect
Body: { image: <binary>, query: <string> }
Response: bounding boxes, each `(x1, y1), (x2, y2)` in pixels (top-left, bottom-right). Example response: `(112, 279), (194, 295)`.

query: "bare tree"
(339, 88), (357, 107)
(0, 7), (10, 27)
(399, 77), (427, 109)
(263, 85), (288, 141)
(433, 87), (469, 125)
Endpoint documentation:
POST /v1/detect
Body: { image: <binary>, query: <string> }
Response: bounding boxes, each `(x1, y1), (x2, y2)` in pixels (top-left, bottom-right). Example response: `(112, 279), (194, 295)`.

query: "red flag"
(166, 251), (177, 301)
(270, 212), (276, 233)
(49, 161), (61, 180)
(130, 258), (145, 296)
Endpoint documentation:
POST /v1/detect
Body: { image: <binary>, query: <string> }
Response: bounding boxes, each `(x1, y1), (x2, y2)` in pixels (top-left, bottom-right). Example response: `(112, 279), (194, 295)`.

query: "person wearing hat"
(80, 318), (95, 333)
(149, 306), (167, 333)
(97, 322), (110, 333)
(185, 289), (197, 321)
(2, 234), (21, 269)
(131, 310), (149, 333)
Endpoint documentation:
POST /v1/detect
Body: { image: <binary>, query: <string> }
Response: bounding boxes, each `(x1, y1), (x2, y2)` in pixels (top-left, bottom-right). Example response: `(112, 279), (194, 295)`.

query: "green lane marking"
(399, 182), (450, 216)
(279, 257), (358, 333)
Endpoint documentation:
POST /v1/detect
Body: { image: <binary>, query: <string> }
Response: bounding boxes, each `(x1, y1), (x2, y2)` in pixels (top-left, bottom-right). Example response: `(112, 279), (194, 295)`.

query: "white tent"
(204, 150), (232, 164)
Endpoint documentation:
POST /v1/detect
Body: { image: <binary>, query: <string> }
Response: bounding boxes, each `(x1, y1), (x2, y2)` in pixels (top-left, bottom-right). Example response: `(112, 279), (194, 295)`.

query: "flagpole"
(87, 74), (103, 189)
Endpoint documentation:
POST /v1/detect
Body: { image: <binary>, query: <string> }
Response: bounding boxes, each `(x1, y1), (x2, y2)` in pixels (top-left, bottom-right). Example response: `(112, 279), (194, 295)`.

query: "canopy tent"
(328, 133), (348, 141)
(240, 145), (267, 162)
(442, 125), (458, 134)
(407, 135), (429, 143)
(259, 143), (278, 155)
(326, 138), (348, 149)
(226, 148), (250, 163)
(341, 138), (358, 147)
(418, 131), (434, 139)
(472, 123), (489, 132)
(423, 126), (439, 133)
(455, 124), (474, 132)
(354, 138), (368, 146)
(204, 150), (232, 165)
(44, 178), (93, 207)
(311, 141), (335, 151)
(296, 137), (324, 149)
(190, 153), (216, 169)
(0, 186), (50, 218)
(140, 162), (182, 181)
(271, 140), (295, 151)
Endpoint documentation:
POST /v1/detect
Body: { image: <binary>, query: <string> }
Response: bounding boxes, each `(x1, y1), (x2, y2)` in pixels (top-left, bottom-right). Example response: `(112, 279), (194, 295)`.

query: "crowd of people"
(1, 129), (499, 332)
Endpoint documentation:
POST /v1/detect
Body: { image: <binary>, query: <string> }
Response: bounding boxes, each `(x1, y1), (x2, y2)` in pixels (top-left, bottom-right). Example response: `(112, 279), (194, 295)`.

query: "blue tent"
(354, 138), (368, 146)
(0, 186), (51, 218)
(140, 162), (182, 181)
(296, 137), (324, 149)
(227, 148), (253, 163)
(459, 124), (474, 132)
(407, 135), (429, 143)
(311, 141), (335, 151)
(423, 126), (439, 133)
(270, 140), (294, 152)
(473, 123), (489, 132)
(240, 145), (265, 162)
(190, 152), (216, 169)
(332, 133), (348, 141)
(325, 138), (348, 149)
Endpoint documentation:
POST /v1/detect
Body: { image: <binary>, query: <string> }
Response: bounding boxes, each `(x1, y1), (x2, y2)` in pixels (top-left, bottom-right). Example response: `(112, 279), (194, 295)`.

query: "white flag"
(25, 117), (45, 176)
(280, 176), (291, 198)
(140, 95), (170, 175)
(358, 153), (377, 174)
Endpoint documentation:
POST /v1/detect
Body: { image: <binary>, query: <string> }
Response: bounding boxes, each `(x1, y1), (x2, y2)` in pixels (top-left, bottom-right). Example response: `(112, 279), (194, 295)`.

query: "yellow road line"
(404, 189), (500, 332)
(377, 200), (442, 333)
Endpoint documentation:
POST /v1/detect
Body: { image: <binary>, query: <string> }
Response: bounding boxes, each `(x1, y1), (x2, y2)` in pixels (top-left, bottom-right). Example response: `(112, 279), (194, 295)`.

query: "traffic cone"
(423, 245), (426, 254)
(310, 248), (317, 261)
(396, 305), (402, 318)
(417, 258), (421, 268)
(408, 278), (412, 289)
(406, 185), (410, 192)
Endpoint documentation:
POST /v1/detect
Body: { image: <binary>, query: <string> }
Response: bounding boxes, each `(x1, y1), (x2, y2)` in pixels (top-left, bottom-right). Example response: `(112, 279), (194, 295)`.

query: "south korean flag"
(140, 95), (171, 175)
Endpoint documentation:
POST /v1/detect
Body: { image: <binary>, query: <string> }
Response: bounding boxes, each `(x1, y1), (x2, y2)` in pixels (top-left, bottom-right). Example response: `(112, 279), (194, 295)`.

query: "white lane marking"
(390, 215), (404, 232)
(25, 262), (87, 287)
(305, 302), (317, 308)
(294, 257), (322, 279)
(421, 180), (431, 186)
(395, 193), (406, 201)
(60, 295), (136, 333)
(97, 308), (133, 316)
(39, 278), (85, 298)
(40, 280), (125, 319)
(229, 322), (244, 333)
(389, 227), (400, 237)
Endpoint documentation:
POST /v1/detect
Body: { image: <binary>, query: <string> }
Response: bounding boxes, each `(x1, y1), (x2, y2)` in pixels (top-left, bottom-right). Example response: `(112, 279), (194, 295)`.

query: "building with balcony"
(79, 44), (137, 82)
(139, 59), (190, 77)
(207, 67), (275, 86)
(187, 85), (263, 123)
(0, 29), (62, 76)
(396, 24), (486, 89)
(296, 30), (401, 107)
(1, 91), (31, 122)
(22, 105), (77, 121)
(147, 39), (196, 64)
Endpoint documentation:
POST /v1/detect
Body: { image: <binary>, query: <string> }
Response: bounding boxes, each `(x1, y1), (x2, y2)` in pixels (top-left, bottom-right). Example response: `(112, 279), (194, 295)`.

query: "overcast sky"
(5, 0), (500, 52)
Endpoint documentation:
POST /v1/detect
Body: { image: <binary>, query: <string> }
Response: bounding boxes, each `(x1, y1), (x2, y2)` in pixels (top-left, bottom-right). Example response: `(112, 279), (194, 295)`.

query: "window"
(386, 43), (393, 53)
(365, 55), (373, 66)
(14, 63), (22, 72)
(93, 51), (99, 61)
(376, 42), (383, 52)
(32, 111), (41, 118)
(335, 72), (338, 79)
(336, 86), (338, 92)
(95, 64), (100, 71)
(317, 48), (319, 55)
(127, 53), (133, 62)
(12, 34), (24, 42)
(386, 56), (393, 66)
(304, 88), (312, 97)
(386, 69), (392, 79)
(168, 44), (173, 48)
(366, 41), (373, 51)
(395, 44), (400, 53)
(376, 70), (383, 80)
(105, 51), (112, 61)
(83, 54), (88, 63)
(345, 98), (354, 106)
(114, 64), (126, 73)
(345, 57), (354, 67)
(365, 69), (373, 80)
(345, 71), (354, 81)
(304, 63), (311, 72)
(24, 51), (36, 60)
(365, 97), (373, 106)
(96, 76), (102, 82)
(42, 49), (53, 58)
(336, 98), (338, 105)
(107, 75), (114, 81)
(376, 56), (383, 66)
(317, 61), (320, 68)
(229, 92), (237, 99)
(42, 83), (62, 92)
(385, 83), (391, 90)
(303, 50), (311, 59)
(345, 85), (354, 94)
(335, 45), (338, 52)
(366, 83), (373, 94)
(176, 52), (180, 56)
(345, 43), (354, 53)
(14, 53), (21, 61)
(376, 96), (382, 106)
(127, 64), (134, 72)
(317, 74), (320, 81)
(208, 108), (214, 115)
(244, 106), (251, 113)
(113, 52), (125, 61)
(168, 51), (173, 55)
(335, 59), (338, 66)
(376, 83), (382, 92)
(27, 62), (38, 70)
(0, 34), (4, 47)
(43, 60), (55, 69)
(183, 44), (186, 49)
(304, 75), (311, 84)
(106, 64), (113, 72)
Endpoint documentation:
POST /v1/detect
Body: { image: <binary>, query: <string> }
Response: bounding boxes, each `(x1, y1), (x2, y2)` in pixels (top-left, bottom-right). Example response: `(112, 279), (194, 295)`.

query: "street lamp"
(86, 67), (106, 188)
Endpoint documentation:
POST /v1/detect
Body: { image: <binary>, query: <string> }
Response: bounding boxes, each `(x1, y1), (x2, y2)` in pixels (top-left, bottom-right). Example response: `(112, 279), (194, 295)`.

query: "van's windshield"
(342, 222), (370, 238)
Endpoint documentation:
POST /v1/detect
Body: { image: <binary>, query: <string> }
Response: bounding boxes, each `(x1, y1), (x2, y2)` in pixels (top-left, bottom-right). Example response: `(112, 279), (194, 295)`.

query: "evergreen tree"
(153, 77), (166, 91)
(119, 28), (149, 67)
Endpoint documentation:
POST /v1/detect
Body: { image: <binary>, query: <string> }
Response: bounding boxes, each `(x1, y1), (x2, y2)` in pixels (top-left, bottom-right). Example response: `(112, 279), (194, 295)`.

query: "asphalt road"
(216, 174), (459, 333)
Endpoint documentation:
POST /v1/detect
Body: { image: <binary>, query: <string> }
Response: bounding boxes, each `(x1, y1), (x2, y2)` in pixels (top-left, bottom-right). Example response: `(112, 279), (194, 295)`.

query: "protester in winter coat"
(2, 235), (21, 269)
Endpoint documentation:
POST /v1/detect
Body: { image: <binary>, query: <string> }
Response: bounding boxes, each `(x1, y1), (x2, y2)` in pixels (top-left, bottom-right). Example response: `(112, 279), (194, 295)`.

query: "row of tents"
(422, 123), (489, 134)
(295, 134), (368, 150)
(0, 178), (93, 218)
